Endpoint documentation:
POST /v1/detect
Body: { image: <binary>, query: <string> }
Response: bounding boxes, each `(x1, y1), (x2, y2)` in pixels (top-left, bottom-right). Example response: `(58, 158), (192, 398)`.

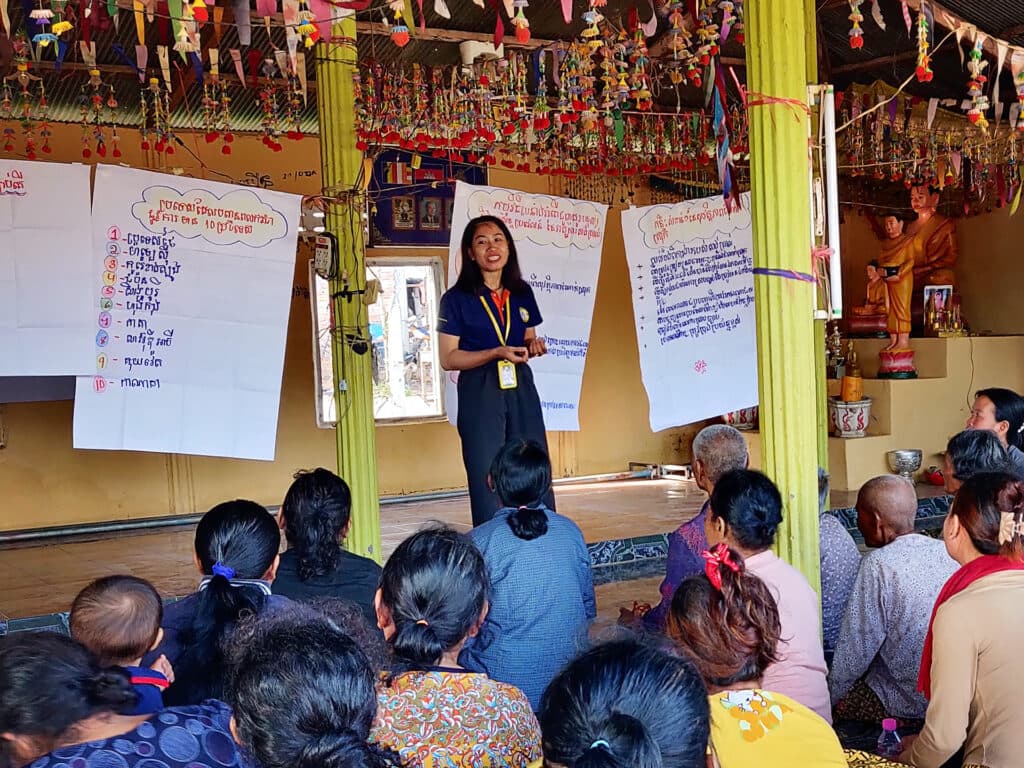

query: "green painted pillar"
(746, 0), (821, 591)
(315, 17), (383, 563)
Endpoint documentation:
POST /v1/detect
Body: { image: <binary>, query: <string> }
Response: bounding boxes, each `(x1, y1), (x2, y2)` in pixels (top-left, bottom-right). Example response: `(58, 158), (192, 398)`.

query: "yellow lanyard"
(479, 294), (511, 345)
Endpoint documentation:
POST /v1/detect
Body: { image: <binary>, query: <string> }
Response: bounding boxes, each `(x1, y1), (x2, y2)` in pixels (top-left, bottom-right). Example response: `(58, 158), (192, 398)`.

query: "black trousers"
(457, 361), (555, 526)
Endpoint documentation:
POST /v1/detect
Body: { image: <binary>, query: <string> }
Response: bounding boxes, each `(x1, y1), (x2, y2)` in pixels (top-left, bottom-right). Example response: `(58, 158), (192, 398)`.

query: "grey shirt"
(829, 534), (958, 719)
(1007, 444), (1024, 477)
(819, 512), (861, 654)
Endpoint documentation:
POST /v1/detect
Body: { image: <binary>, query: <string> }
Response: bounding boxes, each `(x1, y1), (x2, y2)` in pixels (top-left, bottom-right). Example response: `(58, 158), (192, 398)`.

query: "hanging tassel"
(230, 48), (244, 84)
(233, 0), (250, 45)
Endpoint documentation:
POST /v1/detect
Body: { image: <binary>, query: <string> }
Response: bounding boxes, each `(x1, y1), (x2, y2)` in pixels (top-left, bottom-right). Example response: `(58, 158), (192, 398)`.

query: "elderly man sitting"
(829, 475), (957, 722)
(640, 424), (748, 631)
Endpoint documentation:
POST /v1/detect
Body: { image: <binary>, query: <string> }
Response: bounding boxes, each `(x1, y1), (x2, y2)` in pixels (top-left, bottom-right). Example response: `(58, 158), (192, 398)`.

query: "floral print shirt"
(372, 669), (541, 768)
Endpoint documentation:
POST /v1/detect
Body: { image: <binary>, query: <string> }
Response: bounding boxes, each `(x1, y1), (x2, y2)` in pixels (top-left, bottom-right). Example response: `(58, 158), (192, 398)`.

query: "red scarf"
(918, 554), (1024, 698)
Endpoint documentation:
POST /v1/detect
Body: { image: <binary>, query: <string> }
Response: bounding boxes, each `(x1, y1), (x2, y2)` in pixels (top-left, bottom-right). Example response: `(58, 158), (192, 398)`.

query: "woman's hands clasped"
(495, 338), (546, 364)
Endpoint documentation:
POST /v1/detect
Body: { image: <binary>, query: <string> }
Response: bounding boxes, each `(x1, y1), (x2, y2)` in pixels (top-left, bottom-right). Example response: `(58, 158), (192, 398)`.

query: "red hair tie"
(702, 543), (740, 591)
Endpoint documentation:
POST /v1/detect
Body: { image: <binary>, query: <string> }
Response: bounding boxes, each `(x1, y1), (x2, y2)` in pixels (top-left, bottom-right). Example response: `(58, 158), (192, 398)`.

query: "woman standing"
(438, 215), (553, 526)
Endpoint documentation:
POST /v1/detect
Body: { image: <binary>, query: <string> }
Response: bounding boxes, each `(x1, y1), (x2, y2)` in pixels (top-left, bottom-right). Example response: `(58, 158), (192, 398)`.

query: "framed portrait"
(392, 196), (416, 230)
(923, 284), (953, 310)
(420, 197), (442, 231)
(443, 198), (454, 231)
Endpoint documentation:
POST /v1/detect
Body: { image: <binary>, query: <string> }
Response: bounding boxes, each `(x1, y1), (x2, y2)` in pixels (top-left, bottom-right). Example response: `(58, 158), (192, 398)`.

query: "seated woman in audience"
(943, 428), (1009, 493)
(461, 439), (596, 710)
(0, 632), (239, 768)
(151, 499), (290, 705)
(667, 543), (846, 767)
(900, 472), (1024, 768)
(273, 468), (383, 625)
(227, 605), (402, 768)
(704, 469), (831, 721)
(533, 638), (709, 768)
(372, 526), (541, 766)
(965, 388), (1024, 476)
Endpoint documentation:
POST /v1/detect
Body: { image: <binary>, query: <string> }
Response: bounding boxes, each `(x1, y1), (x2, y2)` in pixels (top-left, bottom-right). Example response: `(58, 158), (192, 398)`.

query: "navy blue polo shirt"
(437, 285), (543, 351)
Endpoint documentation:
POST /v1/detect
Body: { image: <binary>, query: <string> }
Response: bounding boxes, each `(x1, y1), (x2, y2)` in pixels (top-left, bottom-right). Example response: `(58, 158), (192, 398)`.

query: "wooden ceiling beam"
(29, 58), (317, 91)
(831, 50), (917, 76)
(352, 19), (556, 49)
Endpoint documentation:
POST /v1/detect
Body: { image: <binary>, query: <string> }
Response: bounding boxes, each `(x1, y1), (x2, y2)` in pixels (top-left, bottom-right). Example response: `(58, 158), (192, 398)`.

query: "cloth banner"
(73, 165), (302, 460)
(621, 192), (757, 431)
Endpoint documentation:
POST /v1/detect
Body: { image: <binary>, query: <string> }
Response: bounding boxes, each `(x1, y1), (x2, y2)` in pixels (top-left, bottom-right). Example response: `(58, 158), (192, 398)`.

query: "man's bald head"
(856, 475), (917, 544)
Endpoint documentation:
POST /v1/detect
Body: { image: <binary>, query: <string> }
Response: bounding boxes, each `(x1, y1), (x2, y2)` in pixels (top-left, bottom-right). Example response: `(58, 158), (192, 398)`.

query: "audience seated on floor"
(668, 543), (846, 767)
(371, 526), (541, 767)
(533, 638), (709, 768)
(70, 575), (174, 715)
(273, 467), (383, 625)
(226, 603), (402, 768)
(830, 476), (956, 723)
(461, 439), (595, 710)
(818, 468), (862, 659)
(903, 472), (1024, 768)
(703, 469), (832, 721)
(147, 499), (291, 706)
(638, 424), (749, 631)
(943, 428), (1010, 494)
(0, 632), (240, 768)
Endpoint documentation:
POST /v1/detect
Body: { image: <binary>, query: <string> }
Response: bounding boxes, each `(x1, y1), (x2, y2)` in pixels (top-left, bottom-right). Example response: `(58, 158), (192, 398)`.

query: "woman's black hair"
(378, 526), (488, 670)
(947, 429), (1010, 482)
(537, 639), (709, 768)
(227, 606), (402, 768)
(490, 439), (552, 541)
(165, 499), (280, 706)
(282, 468), (352, 582)
(453, 216), (530, 295)
(976, 388), (1024, 450)
(708, 469), (784, 552)
(0, 633), (137, 768)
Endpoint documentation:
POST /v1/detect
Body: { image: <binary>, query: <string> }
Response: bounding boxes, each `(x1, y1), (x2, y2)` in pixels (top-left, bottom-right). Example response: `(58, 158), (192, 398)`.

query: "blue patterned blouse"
(24, 702), (240, 768)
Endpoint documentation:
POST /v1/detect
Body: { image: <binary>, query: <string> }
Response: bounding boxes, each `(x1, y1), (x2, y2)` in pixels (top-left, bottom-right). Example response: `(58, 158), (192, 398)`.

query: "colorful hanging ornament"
(191, 0), (208, 22)
(389, 4), (409, 48)
(848, 0), (864, 49)
(914, 8), (932, 82)
(296, 0), (319, 47)
(966, 39), (989, 130)
(511, 0), (529, 44)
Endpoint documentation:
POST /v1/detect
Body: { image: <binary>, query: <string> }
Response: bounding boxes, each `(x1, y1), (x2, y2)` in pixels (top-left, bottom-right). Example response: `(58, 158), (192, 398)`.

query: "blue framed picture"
(369, 149), (486, 247)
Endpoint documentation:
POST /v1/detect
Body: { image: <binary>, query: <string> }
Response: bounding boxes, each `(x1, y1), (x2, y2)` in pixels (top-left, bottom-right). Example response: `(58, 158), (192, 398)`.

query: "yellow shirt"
(708, 689), (846, 767)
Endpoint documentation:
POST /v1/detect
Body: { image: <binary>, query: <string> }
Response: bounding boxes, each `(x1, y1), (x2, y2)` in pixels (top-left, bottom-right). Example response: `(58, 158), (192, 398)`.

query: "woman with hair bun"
(153, 499), (290, 706)
(534, 638), (709, 768)
(462, 439), (596, 711)
(668, 545), (846, 767)
(704, 469), (830, 721)
(901, 472), (1024, 767)
(372, 526), (541, 766)
(227, 605), (401, 768)
(0, 632), (239, 768)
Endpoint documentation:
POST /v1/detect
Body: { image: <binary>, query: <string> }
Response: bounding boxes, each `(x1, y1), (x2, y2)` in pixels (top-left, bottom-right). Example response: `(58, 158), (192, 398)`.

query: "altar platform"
(818, 335), (1024, 491)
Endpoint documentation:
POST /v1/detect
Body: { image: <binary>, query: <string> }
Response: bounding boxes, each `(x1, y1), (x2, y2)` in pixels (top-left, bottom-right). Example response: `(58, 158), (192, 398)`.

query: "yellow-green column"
(315, 17), (383, 563)
(747, 0), (820, 591)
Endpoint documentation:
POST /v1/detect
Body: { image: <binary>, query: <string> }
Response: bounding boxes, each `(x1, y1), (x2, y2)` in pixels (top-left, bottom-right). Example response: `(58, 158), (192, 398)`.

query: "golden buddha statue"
(907, 185), (958, 288)
(876, 214), (917, 350)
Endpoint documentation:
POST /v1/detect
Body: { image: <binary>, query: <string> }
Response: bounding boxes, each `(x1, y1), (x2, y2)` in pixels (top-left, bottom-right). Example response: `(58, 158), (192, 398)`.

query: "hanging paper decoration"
(79, 67), (116, 158)
(848, 0), (864, 49)
(966, 38), (989, 129)
(296, 0), (318, 47)
(191, 0), (208, 22)
(718, 0), (733, 41)
(511, 0), (529, 43)
(915, 7), (932, 82)
(139, 76), (176, 153)
(389, 5), (409, 47)
(732, 0), (744, 44)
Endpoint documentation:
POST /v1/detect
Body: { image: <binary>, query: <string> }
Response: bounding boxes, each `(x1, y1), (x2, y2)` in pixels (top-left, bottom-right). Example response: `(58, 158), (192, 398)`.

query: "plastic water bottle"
(877, 718), (902, 758)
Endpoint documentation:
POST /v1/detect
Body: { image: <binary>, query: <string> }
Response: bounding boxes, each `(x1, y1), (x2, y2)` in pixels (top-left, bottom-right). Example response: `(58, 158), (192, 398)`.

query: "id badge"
(497, 360), (518, 390)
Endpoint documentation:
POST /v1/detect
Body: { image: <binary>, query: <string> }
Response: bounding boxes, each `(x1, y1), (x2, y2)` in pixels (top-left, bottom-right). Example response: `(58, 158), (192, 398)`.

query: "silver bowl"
(887, 449), (923, 479)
